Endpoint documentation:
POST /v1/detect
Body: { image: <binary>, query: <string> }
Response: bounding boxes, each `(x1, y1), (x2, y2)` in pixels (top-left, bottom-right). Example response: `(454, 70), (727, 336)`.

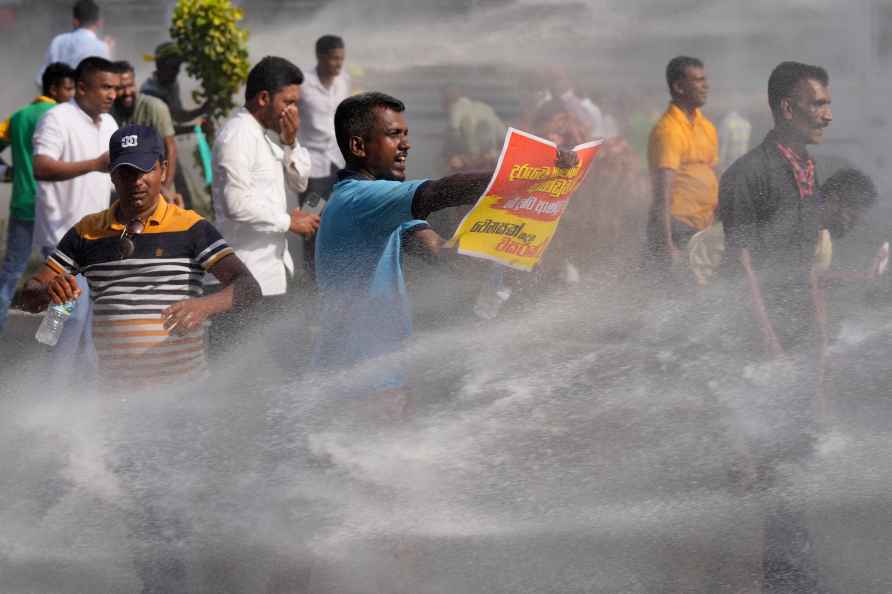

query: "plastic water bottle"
(35, 301), (75, 346)
(473, 266), (512, 320)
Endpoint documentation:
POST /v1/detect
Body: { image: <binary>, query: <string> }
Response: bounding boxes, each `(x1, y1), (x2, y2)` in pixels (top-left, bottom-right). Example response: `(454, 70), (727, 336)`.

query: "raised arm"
(278, 104), (310, 195)
(214, 130), (290, 233)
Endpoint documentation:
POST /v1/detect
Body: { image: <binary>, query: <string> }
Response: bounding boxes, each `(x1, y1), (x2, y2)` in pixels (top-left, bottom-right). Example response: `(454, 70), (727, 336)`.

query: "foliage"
(170, 0), (250, 123)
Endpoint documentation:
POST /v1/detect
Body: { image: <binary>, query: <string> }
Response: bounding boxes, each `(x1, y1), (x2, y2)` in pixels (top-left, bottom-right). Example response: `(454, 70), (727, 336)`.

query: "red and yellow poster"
(449, 128), (602, 271)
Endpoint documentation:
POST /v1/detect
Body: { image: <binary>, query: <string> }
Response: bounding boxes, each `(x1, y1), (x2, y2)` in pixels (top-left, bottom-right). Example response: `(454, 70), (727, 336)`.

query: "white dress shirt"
(37, 28), (110, 86)
(298, 67), (350, 178)
(32, 100), (117, 249)
(212, 108), (311, 296)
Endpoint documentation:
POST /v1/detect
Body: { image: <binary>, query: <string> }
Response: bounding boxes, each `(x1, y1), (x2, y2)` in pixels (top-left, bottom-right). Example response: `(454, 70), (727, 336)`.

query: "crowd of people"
(0, 0), (889, 590)
(0, 0), (884, 396)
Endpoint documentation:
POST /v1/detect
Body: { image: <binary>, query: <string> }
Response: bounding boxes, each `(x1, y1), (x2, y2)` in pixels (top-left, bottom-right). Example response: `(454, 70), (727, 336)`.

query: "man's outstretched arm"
(412, 148), (579, 219)
(411, 172), (491, 219)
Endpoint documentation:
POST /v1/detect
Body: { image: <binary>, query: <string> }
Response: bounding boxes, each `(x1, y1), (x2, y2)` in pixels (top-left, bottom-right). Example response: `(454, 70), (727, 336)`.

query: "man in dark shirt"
(719, 61), (835, 594)
(720, 61), (832, 357)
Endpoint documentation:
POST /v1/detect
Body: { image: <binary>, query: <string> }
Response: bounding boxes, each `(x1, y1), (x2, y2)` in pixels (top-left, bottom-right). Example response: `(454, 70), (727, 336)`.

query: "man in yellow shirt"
(646, 56), (718, 271)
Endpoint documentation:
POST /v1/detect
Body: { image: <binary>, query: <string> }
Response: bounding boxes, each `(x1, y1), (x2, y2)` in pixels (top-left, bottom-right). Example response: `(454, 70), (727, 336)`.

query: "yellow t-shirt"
(648, 103), (719, 230)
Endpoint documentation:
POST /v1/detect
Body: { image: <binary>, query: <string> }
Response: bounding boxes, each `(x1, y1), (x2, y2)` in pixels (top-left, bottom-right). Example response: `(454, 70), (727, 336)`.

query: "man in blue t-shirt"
(314, 92), (575, 392)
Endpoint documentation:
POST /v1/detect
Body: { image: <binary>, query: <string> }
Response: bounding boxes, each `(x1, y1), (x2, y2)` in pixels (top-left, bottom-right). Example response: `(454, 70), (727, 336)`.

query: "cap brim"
(110, 155), (158, 173)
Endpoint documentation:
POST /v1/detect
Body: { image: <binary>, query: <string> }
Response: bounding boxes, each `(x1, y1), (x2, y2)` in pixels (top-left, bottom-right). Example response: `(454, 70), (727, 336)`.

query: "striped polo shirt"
(47, 198), (233, 384)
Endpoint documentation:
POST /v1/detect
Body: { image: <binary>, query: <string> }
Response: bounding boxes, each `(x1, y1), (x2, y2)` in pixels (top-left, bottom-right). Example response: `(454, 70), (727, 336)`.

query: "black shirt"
(719, 130), (822, 288)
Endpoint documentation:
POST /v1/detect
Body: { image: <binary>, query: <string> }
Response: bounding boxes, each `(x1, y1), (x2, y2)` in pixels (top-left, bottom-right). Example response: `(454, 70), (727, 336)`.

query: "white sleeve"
(214, 130), (291, 234)
(283, 142), (311, 194)
(32, 110), (65, 160)
(36, 37), (57, 89)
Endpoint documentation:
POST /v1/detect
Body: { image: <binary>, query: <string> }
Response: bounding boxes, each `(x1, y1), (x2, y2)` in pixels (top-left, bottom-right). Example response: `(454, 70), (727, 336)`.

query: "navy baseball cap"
(109, 124), (165, 172)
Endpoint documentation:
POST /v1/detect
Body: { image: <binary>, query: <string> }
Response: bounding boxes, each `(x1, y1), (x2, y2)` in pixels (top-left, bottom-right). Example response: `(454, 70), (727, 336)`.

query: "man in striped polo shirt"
(23, 124), (261, 385)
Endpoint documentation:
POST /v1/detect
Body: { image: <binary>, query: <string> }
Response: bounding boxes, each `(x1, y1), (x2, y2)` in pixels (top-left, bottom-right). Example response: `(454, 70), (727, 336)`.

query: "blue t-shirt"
(314, 174), (429, 384)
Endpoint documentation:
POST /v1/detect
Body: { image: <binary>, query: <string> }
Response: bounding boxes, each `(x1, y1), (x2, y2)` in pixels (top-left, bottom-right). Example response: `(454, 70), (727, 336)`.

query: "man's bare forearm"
(231, 269), (262, 311)
(21, 265), (61, 312)
(33, 155), (101, 182)
(741, 248), (782, 355)
(186, 270), (261, 318)
(653, 168), (676, 250)
(412, 172), (492, 219)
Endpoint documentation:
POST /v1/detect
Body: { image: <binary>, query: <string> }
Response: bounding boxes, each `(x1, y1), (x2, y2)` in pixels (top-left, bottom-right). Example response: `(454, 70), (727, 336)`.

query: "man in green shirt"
(0, 62), (75, 332)
(111, 60), (180, 203)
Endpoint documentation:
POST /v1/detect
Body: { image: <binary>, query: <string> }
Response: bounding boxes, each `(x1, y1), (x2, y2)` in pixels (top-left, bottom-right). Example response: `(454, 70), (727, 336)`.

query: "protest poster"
(449, 128), (602, 271)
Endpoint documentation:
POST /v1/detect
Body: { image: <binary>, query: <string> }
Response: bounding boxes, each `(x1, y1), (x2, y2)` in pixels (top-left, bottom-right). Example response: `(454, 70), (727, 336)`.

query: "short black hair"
(334, 91), (405, 160)
(316, 34), (345, 55)
(822, 168), (878, 210)
(768, 61), (829, 118)
(73, 0), (100, 26)
(74, 56), (116, 84)
(42, 62), (76, 96)
(666, 56), (703, 91)
(245, 56), (303, 101)
(112, 60), (134, 75)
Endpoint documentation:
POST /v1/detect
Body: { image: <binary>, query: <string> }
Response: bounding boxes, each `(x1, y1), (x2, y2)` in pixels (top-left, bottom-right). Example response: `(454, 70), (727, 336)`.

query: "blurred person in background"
(810, 168), (883, 345)
(532, 97), (589, 148)
(529, 99), (649, 285)
(112, 60), (181, 206)
(141, 42), (208, 131)
(0, 63), (76, 332)
(624, 94), (660, 168)
(547, 67), (605, 139)
(645, 56), (718, 276)
(36, 0), (110, 86)
(295, 34), (351, 281)
(718, 106), (753, 172)
(442, 84), (506, 173)
(31, 56), (119, 376)
(211, 56), (319, 353)
(141, 42), (212, 216)
(588, 89), (621, 139)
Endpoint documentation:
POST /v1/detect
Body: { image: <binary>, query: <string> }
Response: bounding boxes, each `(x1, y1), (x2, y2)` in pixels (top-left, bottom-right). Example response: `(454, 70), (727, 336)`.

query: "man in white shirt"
(37, 0), (111, 87)
(212, 56), (319, 348)
(32, 55), (119, 375)
(718, 109), (753, 172)
(295, 35), (350, 278)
